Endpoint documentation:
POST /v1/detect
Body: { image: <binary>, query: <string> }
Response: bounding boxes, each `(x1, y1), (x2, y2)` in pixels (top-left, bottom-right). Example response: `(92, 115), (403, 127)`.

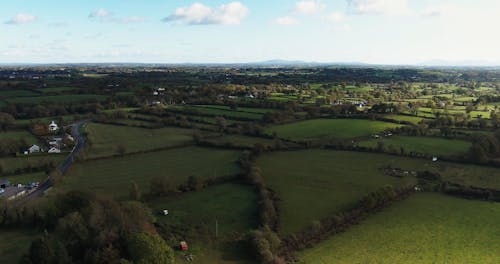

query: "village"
(0, 120), (74, 200)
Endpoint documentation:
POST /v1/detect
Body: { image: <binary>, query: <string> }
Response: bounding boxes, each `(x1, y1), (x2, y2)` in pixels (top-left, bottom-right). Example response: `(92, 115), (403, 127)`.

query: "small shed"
(180, 241), (188, 252)
(28, 144), (41, 154)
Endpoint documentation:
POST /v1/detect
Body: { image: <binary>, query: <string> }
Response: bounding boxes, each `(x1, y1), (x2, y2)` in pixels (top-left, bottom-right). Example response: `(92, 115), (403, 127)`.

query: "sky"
(1, 0), (500, 65)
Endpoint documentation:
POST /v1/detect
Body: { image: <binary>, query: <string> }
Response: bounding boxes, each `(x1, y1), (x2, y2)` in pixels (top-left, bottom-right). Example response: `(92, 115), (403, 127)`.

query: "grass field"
(0, 90), (39, 97)
(60, 147), (241, 199)
(5, 94), (108, 104)
(195, 105), (274, 114)
(358, 136), (472, 156)
(265, 119), (402, 140)
(203, 135), (277, 148)
(383, 114), (427, 124)
(299, 193), (500, 264)
(256, 150), (417, 234)
(150, 183), (258, 236)
(37, 87), (77, 93)
(0, 154), (66, 175)
(167, 105), (263, 119)
(86, 123), (195, 158)
(4, 172), (48, 185)
(0, 130), (39, 145)
(0, 229), (38, 264)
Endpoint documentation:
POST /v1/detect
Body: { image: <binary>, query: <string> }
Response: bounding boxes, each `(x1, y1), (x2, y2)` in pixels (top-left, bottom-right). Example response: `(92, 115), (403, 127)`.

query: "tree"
(187, 175), (201, 191)
(127, 233), (174, 264)
(150, 176), (173, 197)
(129, 181), (141, 201)
(116, 144), (127, 156)
(27, 236), (54, 264)
(215, 116), (227, 132)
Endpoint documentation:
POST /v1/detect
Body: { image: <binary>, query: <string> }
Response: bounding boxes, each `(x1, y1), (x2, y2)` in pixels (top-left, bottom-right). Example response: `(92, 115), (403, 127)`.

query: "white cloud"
(89, 8), (110, 18)
(5, 13), (37, 25)
(348, 0), (409, 15)
(294, 1), (325, 15)
(163, 2), (249, 25)
(275, 16), (299, 25)
(326, 12), (345, 22)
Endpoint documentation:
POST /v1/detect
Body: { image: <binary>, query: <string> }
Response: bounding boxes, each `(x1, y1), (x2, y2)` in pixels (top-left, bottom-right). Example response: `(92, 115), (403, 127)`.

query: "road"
(12, 120), (88, 205)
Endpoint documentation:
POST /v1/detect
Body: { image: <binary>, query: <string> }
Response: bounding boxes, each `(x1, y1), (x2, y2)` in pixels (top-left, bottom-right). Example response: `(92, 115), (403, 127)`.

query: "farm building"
(49, 121), (59, 131)
(27, 144), (41, 154)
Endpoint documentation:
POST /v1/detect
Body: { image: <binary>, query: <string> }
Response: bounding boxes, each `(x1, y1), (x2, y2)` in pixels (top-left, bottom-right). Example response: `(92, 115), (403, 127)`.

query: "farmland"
(150, 183), (259, 236)
(0, 130), (39, 145)
(265, 119), (401, 140)
(0, 155), (65, 174)
(85, 123), (195, 158)
(2, 66), (500, 263)
(0, 229), (39, 263)
(4, 94), (108, 104)
(59, 147), (241, 199)
(299, 193), (500, 264)
(257, 150), (417, 234)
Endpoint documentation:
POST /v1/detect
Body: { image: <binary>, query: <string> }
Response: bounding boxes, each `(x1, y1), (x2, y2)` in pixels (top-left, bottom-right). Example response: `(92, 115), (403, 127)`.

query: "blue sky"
(1, 0), (500, 64)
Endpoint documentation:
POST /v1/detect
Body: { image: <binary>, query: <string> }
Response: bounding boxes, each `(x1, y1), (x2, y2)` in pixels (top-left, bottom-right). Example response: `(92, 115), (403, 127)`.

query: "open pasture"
(256, 150), (417, 234)
(86, 123), (195, 158)
(265, 119), (402, 141)
(0, 229), (38, 264)
(167, 105), (263, 120)
(60, 147), (241, 199)
(0, 130), (39, 145)
(0, 154), (66, 175)
(383, 114), (427, 124)
(299, 193), (500, 264)
(150, 183), (258, 236)
(5, 94), (108, 104)
(257, 149), (500, 234)
(4, 172), (47, 185)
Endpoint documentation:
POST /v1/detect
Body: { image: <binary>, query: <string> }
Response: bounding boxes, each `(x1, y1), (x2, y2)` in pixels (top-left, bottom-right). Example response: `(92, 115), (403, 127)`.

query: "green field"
(0, 155), (66, 175)
(0, 130), (38, 145)
(358, 136), (472, 156)
(86, 123), (195, 158)
(5, 94), (108, 104)
(0, 90), (39, 97)
(38, 87), (77, 94)
(299, 193), (500, 264)
(383, 114), (427, 124)
(4, 172), (47, 185)
(265, 119), (402, 140)
(60, 147), (241, 199)
(167, 105), (263, 119)
(0, 229), (38, 264)
(257, 150), (417, 234)
(150, 183), (258, 236)
(203, 135), (277, 148)
(195, 105), (274, 114)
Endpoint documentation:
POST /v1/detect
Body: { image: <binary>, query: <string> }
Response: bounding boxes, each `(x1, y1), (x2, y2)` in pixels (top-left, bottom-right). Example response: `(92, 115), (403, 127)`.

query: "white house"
(48, 147), (61, 154)
(49, 121), (59, 132)
(28, 145), (41, 154)
(49, 137), (62, 147)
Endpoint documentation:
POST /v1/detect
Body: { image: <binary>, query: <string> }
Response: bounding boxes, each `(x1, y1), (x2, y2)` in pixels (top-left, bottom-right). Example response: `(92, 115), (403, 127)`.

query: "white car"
(0, 188), (4, 194)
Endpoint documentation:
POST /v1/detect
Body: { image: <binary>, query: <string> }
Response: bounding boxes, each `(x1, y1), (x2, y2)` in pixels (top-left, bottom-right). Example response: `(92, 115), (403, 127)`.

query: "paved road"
(12, 120), (88, 205)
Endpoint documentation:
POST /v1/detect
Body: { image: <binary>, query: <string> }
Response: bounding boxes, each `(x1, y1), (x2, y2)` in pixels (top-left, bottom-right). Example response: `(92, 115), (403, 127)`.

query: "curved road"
(13, 120), (88, 205)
